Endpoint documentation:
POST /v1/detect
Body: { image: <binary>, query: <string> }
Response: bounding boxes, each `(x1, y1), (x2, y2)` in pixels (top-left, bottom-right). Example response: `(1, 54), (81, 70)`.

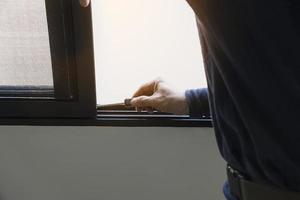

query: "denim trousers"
(223, 181), (239, 200)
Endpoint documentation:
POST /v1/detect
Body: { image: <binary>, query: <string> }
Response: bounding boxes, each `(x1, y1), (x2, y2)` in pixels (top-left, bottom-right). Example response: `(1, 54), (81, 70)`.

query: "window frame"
(0, 0), (96, 119)
(0, 1), (212, 127)
(0, 108), (212, 127)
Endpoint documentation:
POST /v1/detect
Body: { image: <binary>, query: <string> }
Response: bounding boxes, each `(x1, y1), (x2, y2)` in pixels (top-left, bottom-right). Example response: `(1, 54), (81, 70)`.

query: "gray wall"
(0, 127), (225, 200)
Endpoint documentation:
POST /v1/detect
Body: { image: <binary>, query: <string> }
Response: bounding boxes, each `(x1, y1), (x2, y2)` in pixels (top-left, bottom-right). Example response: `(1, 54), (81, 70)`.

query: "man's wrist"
(174, 93), (189, 115)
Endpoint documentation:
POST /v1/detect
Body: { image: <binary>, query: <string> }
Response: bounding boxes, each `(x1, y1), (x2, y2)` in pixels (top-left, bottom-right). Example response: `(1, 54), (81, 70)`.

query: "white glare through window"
(92, 0), (207, 105)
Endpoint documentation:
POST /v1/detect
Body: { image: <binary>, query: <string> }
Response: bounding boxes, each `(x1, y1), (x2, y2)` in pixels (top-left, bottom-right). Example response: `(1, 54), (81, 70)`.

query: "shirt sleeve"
(185, 88), (211, 117)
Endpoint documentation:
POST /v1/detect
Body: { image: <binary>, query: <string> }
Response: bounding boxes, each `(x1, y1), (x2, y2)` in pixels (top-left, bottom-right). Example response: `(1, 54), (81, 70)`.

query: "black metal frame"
(0, 0), (96, 118)
(0, 1), (212, 127)
(0, 86), (54, 98)
(96, 110), (212, 127)
(0, 107), (212, 127)
(46, 0), (77, 100)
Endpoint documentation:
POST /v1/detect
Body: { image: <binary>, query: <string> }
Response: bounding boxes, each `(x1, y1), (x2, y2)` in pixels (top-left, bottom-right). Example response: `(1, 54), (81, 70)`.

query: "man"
(81, 0), (300, 199)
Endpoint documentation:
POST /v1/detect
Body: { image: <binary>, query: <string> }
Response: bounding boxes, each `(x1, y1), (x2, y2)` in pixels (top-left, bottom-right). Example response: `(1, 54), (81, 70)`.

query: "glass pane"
(0, 0), (53, 87)
(93, 0), (207, 105)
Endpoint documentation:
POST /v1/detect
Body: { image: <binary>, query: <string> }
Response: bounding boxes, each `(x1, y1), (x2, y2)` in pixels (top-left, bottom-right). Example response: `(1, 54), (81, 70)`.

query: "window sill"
(0, 109), (213, 127)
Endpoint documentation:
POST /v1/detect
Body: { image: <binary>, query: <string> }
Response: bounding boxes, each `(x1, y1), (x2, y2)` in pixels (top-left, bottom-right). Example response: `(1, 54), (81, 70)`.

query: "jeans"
(223, 181), (239, 200)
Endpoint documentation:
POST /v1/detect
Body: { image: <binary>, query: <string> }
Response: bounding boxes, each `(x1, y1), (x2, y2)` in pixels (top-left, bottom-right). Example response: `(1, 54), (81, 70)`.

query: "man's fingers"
(130, 79), (164, 112)
(132, 78), (163, 98)
(130, 96), (156, 108)
(79, 0), (90, 7)
(132, 81), (156, 98)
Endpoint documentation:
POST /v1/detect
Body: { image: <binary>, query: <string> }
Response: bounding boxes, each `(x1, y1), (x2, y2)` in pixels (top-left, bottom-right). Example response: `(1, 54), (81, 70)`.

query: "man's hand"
(79, 0), (90, 7)
(129, 78), (189, 115)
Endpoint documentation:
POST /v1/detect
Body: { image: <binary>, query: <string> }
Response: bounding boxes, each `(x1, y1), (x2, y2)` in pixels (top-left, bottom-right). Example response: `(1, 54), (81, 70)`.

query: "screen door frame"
(0, 0), (96, 118)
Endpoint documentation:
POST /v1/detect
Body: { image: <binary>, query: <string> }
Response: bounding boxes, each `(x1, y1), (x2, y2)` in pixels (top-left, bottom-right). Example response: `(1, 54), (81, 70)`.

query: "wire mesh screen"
(0, 0), (53, 87)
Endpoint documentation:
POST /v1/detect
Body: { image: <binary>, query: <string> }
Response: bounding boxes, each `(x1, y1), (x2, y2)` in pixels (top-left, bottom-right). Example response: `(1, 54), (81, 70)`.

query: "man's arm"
(185, 88), (210, 117)
(129, 78), (210, 117)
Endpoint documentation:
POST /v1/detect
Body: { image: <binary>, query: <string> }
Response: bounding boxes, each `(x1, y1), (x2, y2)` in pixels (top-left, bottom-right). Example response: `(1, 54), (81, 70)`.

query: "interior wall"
(0, 126), (225, 200)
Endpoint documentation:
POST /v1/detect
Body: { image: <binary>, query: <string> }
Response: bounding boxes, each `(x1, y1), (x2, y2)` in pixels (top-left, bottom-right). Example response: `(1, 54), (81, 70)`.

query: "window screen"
(0, 0), (53, 87)
(0, 0), (96, 118)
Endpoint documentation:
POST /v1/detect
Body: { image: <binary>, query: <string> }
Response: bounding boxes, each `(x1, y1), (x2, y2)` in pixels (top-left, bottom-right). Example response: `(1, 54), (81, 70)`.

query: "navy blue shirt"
(185, 0), (300, 191)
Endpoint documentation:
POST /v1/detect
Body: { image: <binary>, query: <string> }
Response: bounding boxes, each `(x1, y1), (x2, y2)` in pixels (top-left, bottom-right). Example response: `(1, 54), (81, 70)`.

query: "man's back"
(187, 0), (300, 191)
